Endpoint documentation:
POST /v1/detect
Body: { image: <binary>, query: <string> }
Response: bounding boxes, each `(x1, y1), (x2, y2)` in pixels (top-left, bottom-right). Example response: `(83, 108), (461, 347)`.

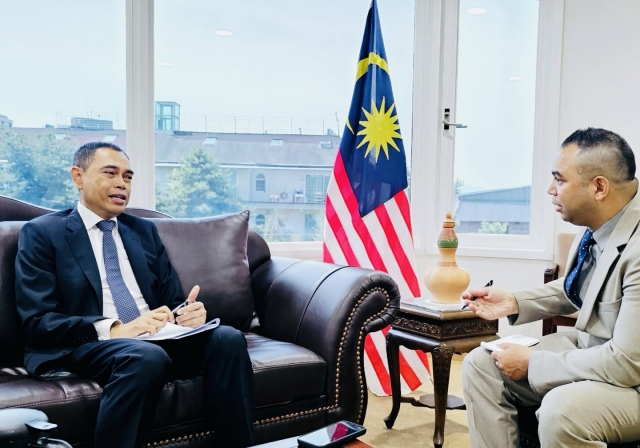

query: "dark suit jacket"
(15, 208), (184, 376)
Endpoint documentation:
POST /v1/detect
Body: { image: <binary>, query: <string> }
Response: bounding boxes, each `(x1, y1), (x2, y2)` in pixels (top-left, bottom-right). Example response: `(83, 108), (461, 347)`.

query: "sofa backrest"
(0, 195), (272, 366)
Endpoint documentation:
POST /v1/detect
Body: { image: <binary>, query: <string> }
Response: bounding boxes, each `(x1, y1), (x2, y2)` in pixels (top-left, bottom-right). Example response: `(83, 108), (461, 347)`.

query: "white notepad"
(480, 334), (540, 352)
(136, 318), (220, 341)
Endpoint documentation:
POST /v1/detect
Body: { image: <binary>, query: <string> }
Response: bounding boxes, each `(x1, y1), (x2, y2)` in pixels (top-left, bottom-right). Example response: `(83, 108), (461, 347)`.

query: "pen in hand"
(172, 285), (201, 323)
(461, 280), (494, 310)
(172, 300), (189, 318)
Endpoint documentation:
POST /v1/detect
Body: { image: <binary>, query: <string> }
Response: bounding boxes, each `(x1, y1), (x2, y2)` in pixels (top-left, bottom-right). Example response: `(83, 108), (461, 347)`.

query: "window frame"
(125, 0), (564, 260)
(255, 174), (266, 192)
(410, 0), (564, 261)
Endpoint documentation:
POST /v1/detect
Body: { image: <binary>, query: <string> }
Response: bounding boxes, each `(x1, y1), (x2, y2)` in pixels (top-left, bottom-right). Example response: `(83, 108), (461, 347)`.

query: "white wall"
(556, 0), (640, 234)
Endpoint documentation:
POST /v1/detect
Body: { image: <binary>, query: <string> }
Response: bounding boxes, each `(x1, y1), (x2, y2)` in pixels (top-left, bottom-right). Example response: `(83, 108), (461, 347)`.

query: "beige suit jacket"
(511, 191), (640, 396)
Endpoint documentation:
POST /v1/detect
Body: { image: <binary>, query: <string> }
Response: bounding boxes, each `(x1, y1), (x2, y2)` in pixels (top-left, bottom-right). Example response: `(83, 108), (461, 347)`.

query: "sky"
(0, 0), (539, 193)
(0, 0), (414, 139)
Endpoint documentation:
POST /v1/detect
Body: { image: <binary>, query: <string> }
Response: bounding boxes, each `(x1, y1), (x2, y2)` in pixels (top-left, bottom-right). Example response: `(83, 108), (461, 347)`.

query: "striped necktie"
(97, 220), (141, 323)
(564, 229), (595, 309)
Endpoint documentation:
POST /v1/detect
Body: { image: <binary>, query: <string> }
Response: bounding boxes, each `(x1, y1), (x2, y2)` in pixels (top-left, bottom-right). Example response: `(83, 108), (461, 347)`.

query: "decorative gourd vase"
(423, 212), (470, 304)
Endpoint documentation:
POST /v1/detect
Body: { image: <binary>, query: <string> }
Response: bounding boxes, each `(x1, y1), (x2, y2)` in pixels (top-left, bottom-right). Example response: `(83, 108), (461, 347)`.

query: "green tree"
(454, 178), (465, 195)
(303, 211), (324, 242)
(157, 146), (243, 218)
(0, 132), (77, 209)
(478, 221), (508, 234)
(253, 214), (294, 242)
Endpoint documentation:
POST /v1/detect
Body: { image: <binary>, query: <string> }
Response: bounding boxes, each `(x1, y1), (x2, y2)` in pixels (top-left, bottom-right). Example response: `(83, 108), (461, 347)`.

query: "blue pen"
(461, 280), (494, 310)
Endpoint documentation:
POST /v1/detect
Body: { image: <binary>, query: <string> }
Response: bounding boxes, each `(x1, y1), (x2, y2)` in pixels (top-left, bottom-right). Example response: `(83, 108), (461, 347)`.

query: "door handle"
(443, 108), (467, 130)
(442, 120), (468, 129)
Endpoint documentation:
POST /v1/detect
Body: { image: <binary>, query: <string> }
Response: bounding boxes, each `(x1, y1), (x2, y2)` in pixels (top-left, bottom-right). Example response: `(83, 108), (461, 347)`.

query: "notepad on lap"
(480, 334), (539, 352)
(136, 318), (220, 341)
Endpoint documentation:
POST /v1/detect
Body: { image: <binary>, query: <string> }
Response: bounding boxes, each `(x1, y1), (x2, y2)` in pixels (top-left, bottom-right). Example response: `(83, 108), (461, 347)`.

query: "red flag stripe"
(374, 203), (421, 297)
(367, 328), (427, 392)
(326, 174), (372, 268)
(332, 154), (388, 272)
(322, 0), (429, 397)
(376, 326), (422, 390)
(325, 196), (360, 266)
(359, 200), (415, 298)
(415, 350), (431, 374)
(322, 242), (334, 264)
(364, 333), (391, 395)
(398, 350), (422, 390)
(395, 190), (413, 234)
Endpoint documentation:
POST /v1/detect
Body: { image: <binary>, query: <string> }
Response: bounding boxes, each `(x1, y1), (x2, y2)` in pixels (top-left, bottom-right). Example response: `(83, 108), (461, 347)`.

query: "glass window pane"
(453, 1), (539, 235)
(0, 1), (125, 209)
(154, 0), (414, 242)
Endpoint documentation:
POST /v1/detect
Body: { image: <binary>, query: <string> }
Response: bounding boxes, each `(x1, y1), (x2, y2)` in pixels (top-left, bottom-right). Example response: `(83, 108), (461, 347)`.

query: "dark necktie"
(97, 220), (141, 323)
(564, 229), (595, 309)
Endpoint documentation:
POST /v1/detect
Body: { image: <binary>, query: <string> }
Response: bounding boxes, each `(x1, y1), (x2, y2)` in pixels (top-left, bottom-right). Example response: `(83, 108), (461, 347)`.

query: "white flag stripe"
(363, 353), (385, 396)
(328, 185), (415, 298)
(383, 199), (422, 297)
(361, 206), (413, 299)
(325, 170), (430, 397)
(401, 349), (431, 381)
(384, 198), (419, 273)
(364, 331), (388, 395)
(326, 186), (374, 269)
(368, 331), (413, 394)
(368, 330), (389, 369)
(322, 218), (348, 266)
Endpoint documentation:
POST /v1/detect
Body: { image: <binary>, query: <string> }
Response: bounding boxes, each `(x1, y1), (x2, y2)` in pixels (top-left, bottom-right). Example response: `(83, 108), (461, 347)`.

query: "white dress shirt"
(77, 202), (150, 340)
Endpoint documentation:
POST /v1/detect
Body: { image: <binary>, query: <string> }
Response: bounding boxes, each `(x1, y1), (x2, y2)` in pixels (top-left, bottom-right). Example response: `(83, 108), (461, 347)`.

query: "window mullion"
(126, 0), (155, 209)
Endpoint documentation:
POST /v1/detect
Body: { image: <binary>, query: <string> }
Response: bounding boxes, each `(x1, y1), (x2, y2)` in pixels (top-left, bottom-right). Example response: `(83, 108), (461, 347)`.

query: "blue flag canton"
(339, 0), (408, 218)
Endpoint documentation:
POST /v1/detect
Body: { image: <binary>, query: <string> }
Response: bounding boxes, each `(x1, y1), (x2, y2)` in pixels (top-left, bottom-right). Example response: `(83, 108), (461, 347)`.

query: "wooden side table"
(384, 303), (498, 448)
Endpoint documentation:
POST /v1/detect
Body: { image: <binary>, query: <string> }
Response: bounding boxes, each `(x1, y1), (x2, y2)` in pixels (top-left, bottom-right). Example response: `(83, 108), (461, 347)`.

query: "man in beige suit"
(462, 128), (640, 447)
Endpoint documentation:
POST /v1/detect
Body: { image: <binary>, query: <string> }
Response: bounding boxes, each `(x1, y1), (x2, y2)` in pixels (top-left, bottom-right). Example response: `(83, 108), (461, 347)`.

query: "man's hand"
(110, 306), (174, 339)
(461, 287), (519, 320)
(175, 285), (206, 329)
(492, 343), (532, 381)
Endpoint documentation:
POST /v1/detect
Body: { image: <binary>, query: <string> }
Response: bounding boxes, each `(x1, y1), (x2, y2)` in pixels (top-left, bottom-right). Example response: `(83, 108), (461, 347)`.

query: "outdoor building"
(156, 101), (181, 132)
(70, 117), (114, 131)
(0, 115), (12, 129)
(454, 186), (531, 235)
(1, 126), (339, 241)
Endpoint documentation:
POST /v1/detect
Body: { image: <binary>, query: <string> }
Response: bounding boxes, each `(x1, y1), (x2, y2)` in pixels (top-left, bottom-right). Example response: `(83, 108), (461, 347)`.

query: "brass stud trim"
(255, 286), (390, 426)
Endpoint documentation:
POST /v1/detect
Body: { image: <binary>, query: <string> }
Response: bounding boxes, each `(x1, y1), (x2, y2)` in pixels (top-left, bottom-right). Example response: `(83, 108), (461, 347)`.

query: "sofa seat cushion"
(0, 334), (328, 442)
(246, 333), (326, 408)
(0, 368), (219, 444)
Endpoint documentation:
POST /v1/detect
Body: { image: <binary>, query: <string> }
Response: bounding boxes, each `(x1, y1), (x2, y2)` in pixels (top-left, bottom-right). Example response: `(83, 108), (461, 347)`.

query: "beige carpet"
(358, 354), (471, 448)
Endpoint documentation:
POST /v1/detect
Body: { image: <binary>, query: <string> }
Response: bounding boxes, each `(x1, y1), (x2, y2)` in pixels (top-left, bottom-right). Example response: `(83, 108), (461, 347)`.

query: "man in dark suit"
(15, 142), (255, 448)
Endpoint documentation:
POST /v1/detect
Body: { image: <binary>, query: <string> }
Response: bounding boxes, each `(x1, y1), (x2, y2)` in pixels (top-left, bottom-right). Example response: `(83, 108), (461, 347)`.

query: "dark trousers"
(67, 325), (255, 448)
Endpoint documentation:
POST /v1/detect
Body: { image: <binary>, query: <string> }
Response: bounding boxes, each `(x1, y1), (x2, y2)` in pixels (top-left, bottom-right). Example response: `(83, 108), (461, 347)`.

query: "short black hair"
(562, 127), (636, 182)
(73, 142), (128, 171)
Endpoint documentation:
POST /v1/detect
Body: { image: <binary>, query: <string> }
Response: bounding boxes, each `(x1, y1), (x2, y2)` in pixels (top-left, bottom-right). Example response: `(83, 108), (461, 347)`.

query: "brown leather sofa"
(0, 195), (400, 447)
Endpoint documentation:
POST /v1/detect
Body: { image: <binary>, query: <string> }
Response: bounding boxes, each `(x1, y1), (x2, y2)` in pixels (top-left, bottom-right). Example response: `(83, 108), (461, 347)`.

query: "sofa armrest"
(250, 256), (400, 423)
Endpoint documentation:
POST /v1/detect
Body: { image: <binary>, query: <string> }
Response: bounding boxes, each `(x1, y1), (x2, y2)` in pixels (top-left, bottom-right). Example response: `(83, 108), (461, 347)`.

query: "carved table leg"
(383, 331), (401, 429)
(431, 342), (454, 448)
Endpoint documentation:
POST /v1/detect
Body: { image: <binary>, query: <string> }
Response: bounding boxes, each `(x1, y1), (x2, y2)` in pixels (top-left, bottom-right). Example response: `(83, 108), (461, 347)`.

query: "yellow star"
(356, 97), (402, 161)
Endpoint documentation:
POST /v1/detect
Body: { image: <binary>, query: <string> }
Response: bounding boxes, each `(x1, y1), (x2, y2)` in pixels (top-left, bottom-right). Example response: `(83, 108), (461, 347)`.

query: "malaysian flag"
(322, 0), (430, 396)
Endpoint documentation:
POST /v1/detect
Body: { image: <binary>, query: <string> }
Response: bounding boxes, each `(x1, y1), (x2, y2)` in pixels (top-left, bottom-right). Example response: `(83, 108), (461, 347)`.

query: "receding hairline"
(73, 142), (129, 171)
